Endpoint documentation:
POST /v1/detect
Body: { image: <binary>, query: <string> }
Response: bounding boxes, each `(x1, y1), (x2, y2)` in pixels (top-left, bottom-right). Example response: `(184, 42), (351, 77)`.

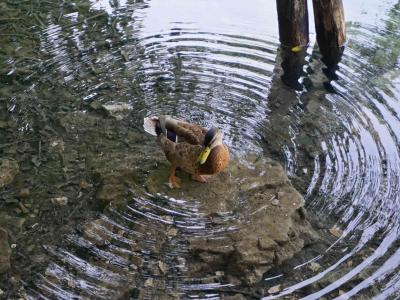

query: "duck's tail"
(143, 116), (179, 142)
(143, 115), (171, 136)
(143, 116), (159, 136)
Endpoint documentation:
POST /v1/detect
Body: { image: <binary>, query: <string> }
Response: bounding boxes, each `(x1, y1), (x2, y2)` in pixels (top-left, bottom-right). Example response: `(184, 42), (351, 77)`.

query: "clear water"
(0, 0), (399, 299)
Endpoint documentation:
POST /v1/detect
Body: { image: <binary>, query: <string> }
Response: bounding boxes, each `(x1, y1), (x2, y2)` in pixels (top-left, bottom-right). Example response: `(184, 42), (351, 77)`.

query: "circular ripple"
(12, 1), (400, 299)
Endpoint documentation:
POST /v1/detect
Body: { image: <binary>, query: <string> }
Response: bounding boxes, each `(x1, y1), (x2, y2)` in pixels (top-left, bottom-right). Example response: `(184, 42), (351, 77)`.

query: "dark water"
(1, 0), (400, 299)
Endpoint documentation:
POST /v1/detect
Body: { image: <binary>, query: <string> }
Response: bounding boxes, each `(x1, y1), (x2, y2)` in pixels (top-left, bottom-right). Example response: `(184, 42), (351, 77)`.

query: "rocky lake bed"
(0, 105), (347, 299)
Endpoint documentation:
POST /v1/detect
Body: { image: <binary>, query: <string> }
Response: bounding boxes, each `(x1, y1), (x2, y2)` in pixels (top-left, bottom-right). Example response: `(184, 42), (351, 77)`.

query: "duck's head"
(198, 127), (223, 164)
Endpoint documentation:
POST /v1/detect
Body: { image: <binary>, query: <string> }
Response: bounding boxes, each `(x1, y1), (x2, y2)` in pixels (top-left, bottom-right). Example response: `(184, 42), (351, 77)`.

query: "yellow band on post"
(291, 45), (302, 53)
(198, 147), (211, 164)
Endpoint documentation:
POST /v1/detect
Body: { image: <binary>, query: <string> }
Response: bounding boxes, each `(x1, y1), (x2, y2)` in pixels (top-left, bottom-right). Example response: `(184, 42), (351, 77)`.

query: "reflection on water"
(0, 0), (400, 299)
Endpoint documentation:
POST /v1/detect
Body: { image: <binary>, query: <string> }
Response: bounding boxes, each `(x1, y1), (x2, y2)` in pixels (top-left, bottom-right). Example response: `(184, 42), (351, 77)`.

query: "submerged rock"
(50, 196), (68, 206)
(145, 155), (316, 284)
(0, 159), (19, 188)
(0, 213), (25, 236)
(101, 102), (134, 120)
(0, 228), (11, 273)
(96, 170), (138, 207)
(91, 150), (318, 286)
(89, 101), (134, 120)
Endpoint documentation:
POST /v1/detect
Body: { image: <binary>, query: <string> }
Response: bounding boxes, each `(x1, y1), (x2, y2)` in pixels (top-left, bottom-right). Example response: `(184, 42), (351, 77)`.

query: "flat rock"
(0, 159), (19, 188)
(0, 213), (25, 236)
(145, 155), (315, 284)
(96, 170), (139, 206)
(90, 149), (318, 286)
(101, 102), (133, 120)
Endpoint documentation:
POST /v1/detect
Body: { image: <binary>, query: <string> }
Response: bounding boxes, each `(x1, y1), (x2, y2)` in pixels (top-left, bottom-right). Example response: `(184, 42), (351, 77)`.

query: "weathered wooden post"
(312, 0), (346, 71)
(276, 0), (309, 90)
(276, 0), (309, 49)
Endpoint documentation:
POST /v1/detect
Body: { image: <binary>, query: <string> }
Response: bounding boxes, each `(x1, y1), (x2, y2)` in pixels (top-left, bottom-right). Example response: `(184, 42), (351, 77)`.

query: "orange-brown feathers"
(144, 116), (229, 186)
(198, 145), (229, 175)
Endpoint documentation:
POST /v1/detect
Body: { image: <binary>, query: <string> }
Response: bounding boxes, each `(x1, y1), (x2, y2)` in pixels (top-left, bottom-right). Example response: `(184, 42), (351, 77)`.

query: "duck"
(143, 116), (229, 188)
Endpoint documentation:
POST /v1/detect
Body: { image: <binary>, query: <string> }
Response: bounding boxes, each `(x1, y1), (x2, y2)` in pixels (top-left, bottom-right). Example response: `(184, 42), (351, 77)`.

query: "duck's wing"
(159, 135), (203, 174)
(144, 115), (207, 145)
(165, 118), (206, 145)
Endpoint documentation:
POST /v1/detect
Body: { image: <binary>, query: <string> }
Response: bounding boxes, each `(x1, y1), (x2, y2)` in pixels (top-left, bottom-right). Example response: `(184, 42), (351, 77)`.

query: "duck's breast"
(199, 145), (229, 175)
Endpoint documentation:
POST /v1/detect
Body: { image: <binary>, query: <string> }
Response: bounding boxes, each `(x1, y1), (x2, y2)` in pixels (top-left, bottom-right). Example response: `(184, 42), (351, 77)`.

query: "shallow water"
(1, 0), (400, 299)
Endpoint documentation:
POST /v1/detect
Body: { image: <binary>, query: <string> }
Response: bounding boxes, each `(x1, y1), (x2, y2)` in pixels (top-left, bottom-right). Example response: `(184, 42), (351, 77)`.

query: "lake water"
(0, 0), (399, 299)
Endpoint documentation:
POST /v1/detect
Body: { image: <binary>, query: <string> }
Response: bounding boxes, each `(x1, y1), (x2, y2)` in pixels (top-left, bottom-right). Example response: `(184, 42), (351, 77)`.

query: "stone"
(101, 102), (133, 120)
(49, 139), (65, 153)
(148, 156), (318, 285)
(158, 261), (167, 274)
(0, 159), (19, 188)
(144, 278), (154, 287)
(0, 228), (11, 273)
(329, 225), (343, 238)
(308, 262), (322, 272)
(96, 170), (138, 206)
(0, 213), (25, 235)
(271, 198), (280, 206)
(18, 188), (30, 199)
(18, 202), (29, 214)
(166, 227), (178, 237)
(268, 284), (281, 294)
(89, 152), (318, 287)
(51, 196), (68, 206)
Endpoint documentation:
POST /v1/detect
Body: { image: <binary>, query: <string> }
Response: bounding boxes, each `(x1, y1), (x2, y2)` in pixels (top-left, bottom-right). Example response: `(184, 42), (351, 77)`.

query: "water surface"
(0, 0), (399, 299)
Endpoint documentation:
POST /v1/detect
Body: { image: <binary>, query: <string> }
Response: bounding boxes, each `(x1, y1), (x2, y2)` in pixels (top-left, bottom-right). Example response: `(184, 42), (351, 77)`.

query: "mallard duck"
(143, 116), (229, 188)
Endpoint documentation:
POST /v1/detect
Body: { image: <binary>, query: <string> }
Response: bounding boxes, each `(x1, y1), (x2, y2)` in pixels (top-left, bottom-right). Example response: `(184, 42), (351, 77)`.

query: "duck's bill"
(198, 147), (211, 164)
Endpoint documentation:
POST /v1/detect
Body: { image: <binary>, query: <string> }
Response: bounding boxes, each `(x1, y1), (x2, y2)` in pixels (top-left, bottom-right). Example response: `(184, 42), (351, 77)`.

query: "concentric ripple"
(4, 0), (399, 299)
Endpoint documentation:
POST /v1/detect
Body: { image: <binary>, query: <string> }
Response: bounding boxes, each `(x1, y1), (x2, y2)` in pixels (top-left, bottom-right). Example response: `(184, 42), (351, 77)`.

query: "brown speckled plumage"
(144, 116), (229, 187)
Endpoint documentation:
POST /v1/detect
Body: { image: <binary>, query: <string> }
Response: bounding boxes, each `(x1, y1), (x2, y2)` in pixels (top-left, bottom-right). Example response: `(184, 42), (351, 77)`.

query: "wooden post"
(276, 0), (309, 90)
(276, 0), (309, 48)
(312, 0), (346, 70)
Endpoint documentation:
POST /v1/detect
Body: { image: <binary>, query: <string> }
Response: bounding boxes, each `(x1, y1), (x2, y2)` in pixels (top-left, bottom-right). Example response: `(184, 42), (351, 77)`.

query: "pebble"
(67, 279), (76, 289)
(18, 188), (30, 199)
(51, 196), (68, 206)
(144, 278), (153, 287)
(177, 257), (185, 266)
(268, 284), (281, 294)
(19, 202), (29, 214)
(271, 199), (280, 206)
(329, 225), (343, 238)
(347, 260), (353, 267)
(167, 227), (178, 237)
(0, 289), (3, 296)
(158, 261), (167, 274)
(308, 262), (321, 272)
